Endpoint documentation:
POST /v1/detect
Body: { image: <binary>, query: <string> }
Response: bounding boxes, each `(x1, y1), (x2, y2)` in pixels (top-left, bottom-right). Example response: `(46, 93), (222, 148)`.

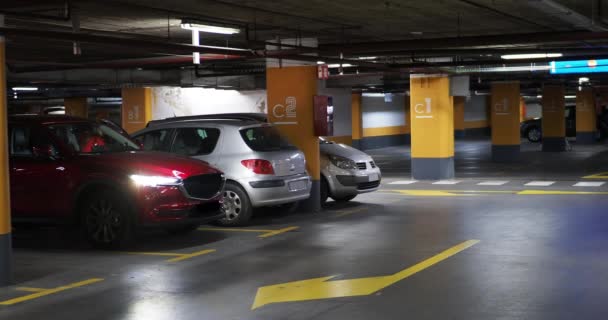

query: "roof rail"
(147, 113), (268, 127)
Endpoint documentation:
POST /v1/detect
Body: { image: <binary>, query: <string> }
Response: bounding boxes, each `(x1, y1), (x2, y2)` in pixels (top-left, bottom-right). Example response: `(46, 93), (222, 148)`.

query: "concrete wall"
(318, 87), (353, 145)
(151, 87), (267, 119)
(463, 95), (491, 136)
(359, 93), (410, 149)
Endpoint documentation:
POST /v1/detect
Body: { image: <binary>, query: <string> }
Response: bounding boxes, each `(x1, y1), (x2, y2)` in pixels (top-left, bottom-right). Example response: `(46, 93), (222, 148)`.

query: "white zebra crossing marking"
(573, 182), (606, 187)
(388, 180), (418, 185)
(524, 181), (556, 187)
(477, 181), (509, 186)
(432, 180), (461, 185)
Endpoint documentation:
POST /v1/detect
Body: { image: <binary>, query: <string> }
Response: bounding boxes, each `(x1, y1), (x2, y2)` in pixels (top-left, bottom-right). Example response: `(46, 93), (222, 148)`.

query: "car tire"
(216, 182), (252, 227)
(526, 126), (542, 143)
(320, 176), (329, 205)
(164, 223), (199, 235)
(80, 190), (134, 249)
(332, 195), (357, 202)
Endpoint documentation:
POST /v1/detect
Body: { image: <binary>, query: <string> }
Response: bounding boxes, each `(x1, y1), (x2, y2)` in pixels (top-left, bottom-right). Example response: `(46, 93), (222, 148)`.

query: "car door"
(171, 127), (222, 166)
(9, 125), (69, 219)
(133, 128), (174, 152)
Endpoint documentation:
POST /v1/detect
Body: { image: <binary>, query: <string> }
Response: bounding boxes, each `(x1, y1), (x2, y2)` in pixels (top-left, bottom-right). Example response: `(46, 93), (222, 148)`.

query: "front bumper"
(142, 201), (225, 227)
(325, 167), (382, 198)
(238, 172), (311, 207)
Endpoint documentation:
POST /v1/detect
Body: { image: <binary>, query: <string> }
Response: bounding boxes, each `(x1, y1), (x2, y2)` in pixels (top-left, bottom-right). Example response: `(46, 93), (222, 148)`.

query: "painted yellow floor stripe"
(0, 278), (103, 306)
(333, 207), (367, 218)
(166, 249), (216, 263)
(199, 226), (299, 238)
(518, 190), (608, 195)
(258, 227), (299, 238)
(582, 172), (608, 179)
(386, 189), (608, 196)
(15, 287), (47, 293)
(126, 249), (216, 262)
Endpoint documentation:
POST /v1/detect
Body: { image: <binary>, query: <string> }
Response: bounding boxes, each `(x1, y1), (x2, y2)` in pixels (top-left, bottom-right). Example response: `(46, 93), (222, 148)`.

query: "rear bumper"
(237, 173), (311, 207)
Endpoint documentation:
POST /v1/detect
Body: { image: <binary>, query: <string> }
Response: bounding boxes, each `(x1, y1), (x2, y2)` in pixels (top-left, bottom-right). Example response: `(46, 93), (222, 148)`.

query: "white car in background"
(320, 137), (381, 204)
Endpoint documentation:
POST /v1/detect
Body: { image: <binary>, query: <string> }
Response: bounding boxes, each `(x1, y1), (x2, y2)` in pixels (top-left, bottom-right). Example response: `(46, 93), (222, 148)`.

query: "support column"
(121, 88), (152, 134)
(351, 93), (363, 150)
(267, 66), (321, 212)
(0, 18), (12, 285)
(64, 97), (88, 118)
(541, 85), (566, 152)
(453, 96), (465, 138)
(576, 89), (597, 144)
(491, 82), (521, 162)
(410, 75), (454, 180)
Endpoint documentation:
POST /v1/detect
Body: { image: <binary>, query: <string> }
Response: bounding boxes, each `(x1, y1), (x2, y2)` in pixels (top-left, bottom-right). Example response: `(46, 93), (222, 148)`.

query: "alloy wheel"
(222, 190), (242, 221)
(85, 199), (122, 244)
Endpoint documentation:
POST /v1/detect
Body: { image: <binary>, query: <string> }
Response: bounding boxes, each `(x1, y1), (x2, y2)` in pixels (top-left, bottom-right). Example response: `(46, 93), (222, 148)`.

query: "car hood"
(320, 143), (373, 162)
(78, 151), (221, 178)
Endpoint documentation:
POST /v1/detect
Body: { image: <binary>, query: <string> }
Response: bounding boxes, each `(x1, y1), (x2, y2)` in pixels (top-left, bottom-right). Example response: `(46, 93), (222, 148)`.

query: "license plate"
(289, 180), (307, 191)
(368, 173), (379, 182)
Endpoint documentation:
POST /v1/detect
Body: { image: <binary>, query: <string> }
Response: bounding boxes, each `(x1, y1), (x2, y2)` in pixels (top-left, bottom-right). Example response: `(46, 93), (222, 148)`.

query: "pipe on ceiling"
(320, 31), (608, 55)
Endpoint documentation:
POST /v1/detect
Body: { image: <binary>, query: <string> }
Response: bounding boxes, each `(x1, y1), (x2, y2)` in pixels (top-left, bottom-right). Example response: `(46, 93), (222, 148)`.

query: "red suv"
(8, 115), (225, 248)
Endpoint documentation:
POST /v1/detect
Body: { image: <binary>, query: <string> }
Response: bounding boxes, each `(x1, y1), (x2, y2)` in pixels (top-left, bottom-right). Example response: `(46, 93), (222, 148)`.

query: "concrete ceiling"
(3, 0), (608, 93)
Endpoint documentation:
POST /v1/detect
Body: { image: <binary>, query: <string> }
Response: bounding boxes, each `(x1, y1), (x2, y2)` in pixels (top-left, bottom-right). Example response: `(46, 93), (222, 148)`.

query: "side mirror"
(32, 145), (57, 159)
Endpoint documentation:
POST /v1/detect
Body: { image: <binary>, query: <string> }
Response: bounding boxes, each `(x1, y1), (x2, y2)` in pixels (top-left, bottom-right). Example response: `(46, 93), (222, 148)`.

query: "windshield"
(319, 137), (332, 145)
(240, 125), (296, 152)
(48, 122), (140, 154)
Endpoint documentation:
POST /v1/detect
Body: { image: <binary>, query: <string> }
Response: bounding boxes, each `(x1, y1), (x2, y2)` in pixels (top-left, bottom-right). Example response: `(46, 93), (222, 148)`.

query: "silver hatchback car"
(133, 117), (311, 226)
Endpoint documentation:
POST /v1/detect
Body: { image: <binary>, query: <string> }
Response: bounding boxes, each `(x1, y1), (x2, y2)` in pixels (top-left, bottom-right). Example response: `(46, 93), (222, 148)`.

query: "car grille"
(356, 162), (367, 170)
(357, 181), (381, 190)
(183, 173), (225, 200)
(370, 161), (376, 168)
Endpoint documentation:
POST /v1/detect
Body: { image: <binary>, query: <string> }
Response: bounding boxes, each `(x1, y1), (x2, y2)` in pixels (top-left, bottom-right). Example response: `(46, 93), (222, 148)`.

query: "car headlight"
(130, 174), (182, 187)
(329, 155), (357, 170)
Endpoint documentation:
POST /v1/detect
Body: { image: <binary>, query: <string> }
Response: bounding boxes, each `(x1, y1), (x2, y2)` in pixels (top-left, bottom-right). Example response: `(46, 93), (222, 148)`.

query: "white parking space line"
(573, 182), (606, 187)
(432, 180), (461, 185)
(388, 180), (418, 185)
(525, 181), (556, 187)
(477, 181), (509, 186)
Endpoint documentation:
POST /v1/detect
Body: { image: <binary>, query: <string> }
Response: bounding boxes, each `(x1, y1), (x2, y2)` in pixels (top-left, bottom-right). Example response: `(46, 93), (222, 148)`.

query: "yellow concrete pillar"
(351, 93), (363, 150)
(121, 88), (152, 134)
(267, 66), (320, 211)
(0, 28), (12, 285)
(410, 75), (454, 180)
(491, 82), (521, 162)
(576, 89), (597, 144)
(453, 96), (465, 138)
(64, 97), (88, 118)
(541, 85), (566, 152)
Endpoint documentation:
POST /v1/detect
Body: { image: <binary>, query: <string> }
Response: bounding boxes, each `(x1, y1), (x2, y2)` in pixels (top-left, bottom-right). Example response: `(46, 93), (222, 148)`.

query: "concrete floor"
(2, 139), (608, 319)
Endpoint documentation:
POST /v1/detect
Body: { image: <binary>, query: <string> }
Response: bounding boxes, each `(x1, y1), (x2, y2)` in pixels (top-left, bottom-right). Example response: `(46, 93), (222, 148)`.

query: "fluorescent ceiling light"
(565, 95), (576, 99)
(501, 53), (562, 60)
(12, 87), (38, 91)
(362, 93), (385, 97)
(327, 63), (354, 68)
(317, 61), (325, 65)
(180, 23), (240, 34)
(358, 56), (377, 60)
(579, 77), (590, 83)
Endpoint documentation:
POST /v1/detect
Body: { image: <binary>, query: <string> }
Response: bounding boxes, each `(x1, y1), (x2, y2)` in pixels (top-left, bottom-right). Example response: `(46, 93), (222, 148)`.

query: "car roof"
(147, 113), (267, 128)
(9, 114), (90, 126)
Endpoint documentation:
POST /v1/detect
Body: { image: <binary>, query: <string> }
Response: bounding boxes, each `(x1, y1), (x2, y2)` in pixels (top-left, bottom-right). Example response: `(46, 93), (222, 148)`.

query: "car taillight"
(241, 159), (275, 175)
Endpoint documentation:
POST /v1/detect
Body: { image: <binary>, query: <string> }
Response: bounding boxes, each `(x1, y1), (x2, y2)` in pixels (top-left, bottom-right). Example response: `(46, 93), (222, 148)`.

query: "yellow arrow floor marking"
(251, 239), (480, 310)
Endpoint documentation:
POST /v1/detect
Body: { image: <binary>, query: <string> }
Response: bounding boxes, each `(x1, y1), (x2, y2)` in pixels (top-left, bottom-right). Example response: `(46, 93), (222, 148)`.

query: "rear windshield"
(239, 126), (296, 152)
